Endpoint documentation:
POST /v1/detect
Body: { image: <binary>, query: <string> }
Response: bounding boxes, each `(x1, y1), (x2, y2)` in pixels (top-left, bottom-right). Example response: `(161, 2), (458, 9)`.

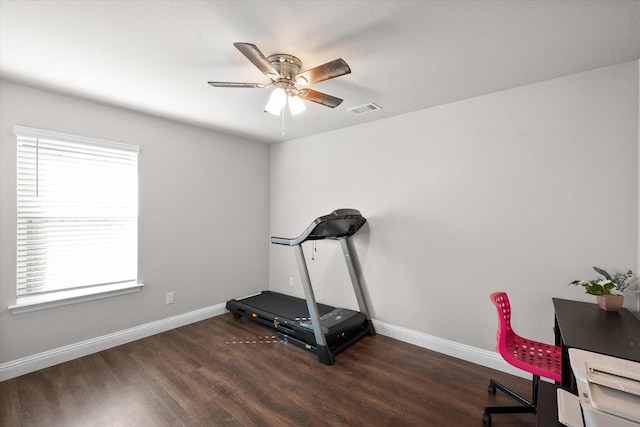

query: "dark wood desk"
(536, 299), (640, 426)
(536, 381), (563, 427)
(552, 298), (640, 389)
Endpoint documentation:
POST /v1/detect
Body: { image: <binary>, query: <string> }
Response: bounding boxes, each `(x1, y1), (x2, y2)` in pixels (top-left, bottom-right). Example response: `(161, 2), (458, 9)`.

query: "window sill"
(8, 282), (144, 314)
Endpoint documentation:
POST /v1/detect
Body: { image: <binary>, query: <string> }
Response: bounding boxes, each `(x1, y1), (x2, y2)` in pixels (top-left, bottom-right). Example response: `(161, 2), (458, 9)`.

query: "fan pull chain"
(281, 109), (285, 137)
(36, 138), (40, 197)
(311, 240), (317, 260)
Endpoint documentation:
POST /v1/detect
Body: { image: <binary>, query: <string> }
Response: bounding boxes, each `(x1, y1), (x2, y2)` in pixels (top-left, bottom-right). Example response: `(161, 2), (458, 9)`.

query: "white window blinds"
(15, 126), (139, 297)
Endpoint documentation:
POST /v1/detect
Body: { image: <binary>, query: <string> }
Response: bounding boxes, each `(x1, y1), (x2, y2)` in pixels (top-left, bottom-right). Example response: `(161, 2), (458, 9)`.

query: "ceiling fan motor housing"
(268, 54), (303, 84)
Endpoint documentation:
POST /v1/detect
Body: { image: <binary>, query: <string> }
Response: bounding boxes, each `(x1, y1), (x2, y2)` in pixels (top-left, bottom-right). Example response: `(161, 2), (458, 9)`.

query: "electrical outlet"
(288, 276), (295, 287)
(166, 292), (174, 305)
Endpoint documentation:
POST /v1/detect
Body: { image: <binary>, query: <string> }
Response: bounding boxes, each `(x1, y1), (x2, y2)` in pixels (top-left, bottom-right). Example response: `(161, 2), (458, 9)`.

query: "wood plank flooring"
(1, 313), (537, 426)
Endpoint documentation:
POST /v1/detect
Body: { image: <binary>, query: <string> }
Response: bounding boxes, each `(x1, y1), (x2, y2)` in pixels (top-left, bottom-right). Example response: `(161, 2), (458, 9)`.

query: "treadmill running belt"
(238, 291), (335, 321)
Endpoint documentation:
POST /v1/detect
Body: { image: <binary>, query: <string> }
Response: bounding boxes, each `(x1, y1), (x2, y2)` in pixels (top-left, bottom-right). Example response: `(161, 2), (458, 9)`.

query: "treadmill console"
(272, 208), (366, 246)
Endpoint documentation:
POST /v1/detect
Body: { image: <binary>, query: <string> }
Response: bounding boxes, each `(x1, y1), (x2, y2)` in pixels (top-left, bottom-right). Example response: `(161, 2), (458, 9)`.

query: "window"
(11, 126), (141, 314)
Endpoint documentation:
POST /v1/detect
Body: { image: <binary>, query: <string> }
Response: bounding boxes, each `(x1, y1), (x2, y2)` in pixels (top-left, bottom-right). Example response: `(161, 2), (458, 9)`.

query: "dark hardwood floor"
(1, 313), (537, 426)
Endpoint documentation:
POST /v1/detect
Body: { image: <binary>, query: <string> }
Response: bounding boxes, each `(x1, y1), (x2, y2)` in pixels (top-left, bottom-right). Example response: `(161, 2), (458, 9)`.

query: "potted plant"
(569, 266), (638, 311)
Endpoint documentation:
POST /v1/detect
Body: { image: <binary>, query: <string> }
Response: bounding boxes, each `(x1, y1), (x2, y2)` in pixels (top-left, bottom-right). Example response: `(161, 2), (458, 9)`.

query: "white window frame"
(9, 126), (143, 314)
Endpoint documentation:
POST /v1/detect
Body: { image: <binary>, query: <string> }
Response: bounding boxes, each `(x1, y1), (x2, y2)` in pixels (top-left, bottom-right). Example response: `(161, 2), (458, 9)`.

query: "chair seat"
(503, 332), (562, 383)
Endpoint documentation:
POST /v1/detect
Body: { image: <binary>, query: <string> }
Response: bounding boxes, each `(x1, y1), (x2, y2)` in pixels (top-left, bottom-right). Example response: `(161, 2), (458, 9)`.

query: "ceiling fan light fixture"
(265, 86), (287, 115)
(288, 94), (306, 115)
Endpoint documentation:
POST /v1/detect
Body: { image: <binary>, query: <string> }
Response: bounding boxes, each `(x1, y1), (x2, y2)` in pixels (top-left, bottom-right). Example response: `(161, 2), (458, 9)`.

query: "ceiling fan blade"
(208, 81), (266, 88)
(298, 88), (343, 108)
(233, 42), (279, 79)
(296, 58), (351, 85)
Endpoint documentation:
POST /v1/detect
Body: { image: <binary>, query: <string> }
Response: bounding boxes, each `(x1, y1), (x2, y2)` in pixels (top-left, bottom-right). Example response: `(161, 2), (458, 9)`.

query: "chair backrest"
(489, 291), (513, 353)
(489, 291), (562, 382)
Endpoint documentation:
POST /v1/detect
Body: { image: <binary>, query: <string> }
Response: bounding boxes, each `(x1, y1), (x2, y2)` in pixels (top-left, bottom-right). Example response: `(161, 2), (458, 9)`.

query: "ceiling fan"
(208, 42), (351, 116)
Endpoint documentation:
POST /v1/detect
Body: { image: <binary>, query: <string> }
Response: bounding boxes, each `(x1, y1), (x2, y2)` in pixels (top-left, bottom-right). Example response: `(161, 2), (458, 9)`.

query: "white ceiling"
(1, 0), (639, 144)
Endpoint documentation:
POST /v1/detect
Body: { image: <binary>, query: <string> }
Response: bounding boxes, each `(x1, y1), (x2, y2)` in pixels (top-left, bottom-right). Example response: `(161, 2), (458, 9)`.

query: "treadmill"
(226, 209), (375, 365)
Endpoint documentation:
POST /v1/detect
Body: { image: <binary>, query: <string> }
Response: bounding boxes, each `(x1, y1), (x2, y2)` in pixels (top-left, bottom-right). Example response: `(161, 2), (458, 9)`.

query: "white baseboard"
(0, 302), (227, 381)
(372, 319), (529, 380)
(1, 305), (527, 382)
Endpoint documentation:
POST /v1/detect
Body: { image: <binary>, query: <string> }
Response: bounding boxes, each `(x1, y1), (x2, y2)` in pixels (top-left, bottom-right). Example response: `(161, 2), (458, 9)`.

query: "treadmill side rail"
(340, 238), (375, 332)
(294, 245), (334, 365)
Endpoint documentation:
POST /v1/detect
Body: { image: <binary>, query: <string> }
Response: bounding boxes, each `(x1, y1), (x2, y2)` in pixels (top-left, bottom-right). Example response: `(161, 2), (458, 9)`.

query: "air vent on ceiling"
(347, 103), (382, 115)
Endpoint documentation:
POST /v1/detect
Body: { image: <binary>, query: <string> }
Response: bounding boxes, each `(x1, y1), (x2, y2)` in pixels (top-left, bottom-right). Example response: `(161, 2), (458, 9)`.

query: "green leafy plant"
(569, 267), (638, 296)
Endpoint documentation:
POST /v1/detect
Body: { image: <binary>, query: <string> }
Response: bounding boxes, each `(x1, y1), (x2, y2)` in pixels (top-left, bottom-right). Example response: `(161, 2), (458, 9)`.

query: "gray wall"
(269, 61), (639, 351)
(0, 80), (270, 363)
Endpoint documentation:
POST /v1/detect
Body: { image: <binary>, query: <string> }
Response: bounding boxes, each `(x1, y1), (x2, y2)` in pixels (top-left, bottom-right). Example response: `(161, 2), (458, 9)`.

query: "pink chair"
(482, 292), (562, 425)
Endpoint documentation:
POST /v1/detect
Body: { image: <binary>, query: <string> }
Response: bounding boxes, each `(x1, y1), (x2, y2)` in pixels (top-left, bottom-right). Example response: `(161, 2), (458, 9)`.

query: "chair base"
(482, 376), (539, 425)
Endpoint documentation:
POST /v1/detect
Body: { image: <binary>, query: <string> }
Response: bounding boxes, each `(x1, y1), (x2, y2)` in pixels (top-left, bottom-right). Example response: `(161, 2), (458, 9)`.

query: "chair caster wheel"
(482, 412), (491, 425)
(487, 384), (496, 395)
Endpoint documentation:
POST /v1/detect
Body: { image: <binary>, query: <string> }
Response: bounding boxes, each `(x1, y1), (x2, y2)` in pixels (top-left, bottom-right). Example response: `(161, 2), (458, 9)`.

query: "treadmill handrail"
(271, 209), (366, 246)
